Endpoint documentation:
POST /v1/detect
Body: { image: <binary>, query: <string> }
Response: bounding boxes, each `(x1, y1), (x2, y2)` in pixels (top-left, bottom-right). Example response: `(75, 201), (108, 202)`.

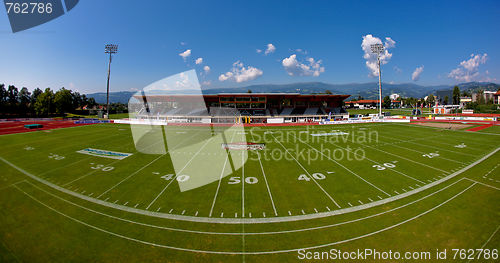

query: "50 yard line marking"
(271, 133), (341, 208)
(209, 131), (238, 217)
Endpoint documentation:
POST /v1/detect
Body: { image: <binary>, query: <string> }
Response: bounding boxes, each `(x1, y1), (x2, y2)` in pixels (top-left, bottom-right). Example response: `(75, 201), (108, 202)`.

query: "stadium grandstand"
(130, 93), (350, 124)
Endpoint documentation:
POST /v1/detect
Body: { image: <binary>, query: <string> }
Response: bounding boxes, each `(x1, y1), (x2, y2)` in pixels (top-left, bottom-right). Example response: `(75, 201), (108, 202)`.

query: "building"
(130, 93), (350, 123)
(459, 97), (472, 108)
(494, 90), (500, 104)
(472, 91), (496, 103)
(345, 99), (401, 109)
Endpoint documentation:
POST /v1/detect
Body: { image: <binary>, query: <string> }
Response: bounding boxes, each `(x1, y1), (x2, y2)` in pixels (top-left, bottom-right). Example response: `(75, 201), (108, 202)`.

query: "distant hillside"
(86, 82), (500, 104)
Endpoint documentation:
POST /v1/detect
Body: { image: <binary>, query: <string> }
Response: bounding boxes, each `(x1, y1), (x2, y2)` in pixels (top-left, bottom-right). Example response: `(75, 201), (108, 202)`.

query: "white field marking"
(157, 207), (161, 212)
(104, 197), (110, 202)
(220, 212), (224, 217)
(314, 134), (425, 185)
(134, 203), (139, 208)
(467, 225), (500, 263)
(484, 164), (500, 178)
(241, 131), (245, 219)
(88, 193), (94, 197)
(81, 190), (86, 194)
(21, 176), (470, 236)
(363, 144), (449, 174)
(124, 202), (128, 206)
(314, 208), (318, 213)
(272, 134), (342, 207)
(368, 198), (373, 202)
(289, 132), (393, 195)
(402, 189), (407, 192)
(348, 202), (353, 207)
(394, 191), (399, 194)
(169, 209), (173, 213)
(326, 206), (330, 211)
(2, 146), (497, 224)
(288, 211), (291, 216)
(13, 179), (476, 255)
(358, 200), (363, 205)
(97, 155), (164, 199)
(148, 136), (216, 210)
(235, 213), (238, 218)
(195, 211), (198, 216)
(463, 178), (500, 191)
(377, 196), (382, 199)
(249, 213), (252, 218)
(0, 180), (27, 191)
(182, 210), (185, 215)
(427, 180), (433, 183)
(208, 131), (238, 217)
(301, 210), (305, 215)
(376, 132), (477, 157)
(263, 212), (266, 217)
(113, 200), (118, 204)
(250, 132), (278, 216)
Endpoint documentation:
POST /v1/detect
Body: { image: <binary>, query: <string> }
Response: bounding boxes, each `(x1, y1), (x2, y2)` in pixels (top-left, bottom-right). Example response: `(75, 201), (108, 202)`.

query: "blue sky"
(0, 0), (499, 93)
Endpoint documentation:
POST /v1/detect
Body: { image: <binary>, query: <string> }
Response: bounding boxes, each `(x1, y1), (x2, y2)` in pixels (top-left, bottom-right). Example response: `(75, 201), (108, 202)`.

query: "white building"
(390, 93), (400, 100)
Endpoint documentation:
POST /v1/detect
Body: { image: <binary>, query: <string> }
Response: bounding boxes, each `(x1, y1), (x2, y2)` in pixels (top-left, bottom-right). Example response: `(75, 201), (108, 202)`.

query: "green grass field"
(0, 122), (499, 262)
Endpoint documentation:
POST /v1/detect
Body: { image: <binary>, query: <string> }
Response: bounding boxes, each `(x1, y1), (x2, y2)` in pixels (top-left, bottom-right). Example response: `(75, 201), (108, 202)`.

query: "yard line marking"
(250, 133), (278, 216)
(363, 144), (449, 174)
(484, 164), (500, 178)
(104, 197), (110, 202)
(288, 211), (291, 216)
(326, 206), (330, 211)
(195, 211), (198, 216)
(149, 136), (216, 210)
(358, 200), (363, 205)
(301, 210), (305, 215)
(241, 131), (245, 220)
(169, 209), (173, 213)
(235, 213), (238, 218)
(463, 178), (500, 191)
(314, 208), (318, 213)
(249, 212), (252, 218)
(208, 131), (237, 217)
(2, 145), (498, 224)
(409, 186), (414, 190)
(81, 190), (86, 194)
(263, 212), (266, 217)
(124, 202), (128, 206)
(273, 134), (342, 207)
(88, 193), (94, 197)
(348, 202), (353, 207)
(181, 210), (185, 215)
(368, 198), (373, 202)
(97, 154), (165, 199)
(377, 196), (382, 199)
(220, 212), (224, 217)
(402, 189), (406, 192)
(394, 191), (400, 195)
(157, 207), (161, 212)
(134, 203), (139, 208)
(113, 200), (118, 204)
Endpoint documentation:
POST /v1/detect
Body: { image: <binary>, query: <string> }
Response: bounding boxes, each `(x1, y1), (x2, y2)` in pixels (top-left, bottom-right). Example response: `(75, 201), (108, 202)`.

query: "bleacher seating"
(304, 107), (319, 115)
(279, 108), (293, 115)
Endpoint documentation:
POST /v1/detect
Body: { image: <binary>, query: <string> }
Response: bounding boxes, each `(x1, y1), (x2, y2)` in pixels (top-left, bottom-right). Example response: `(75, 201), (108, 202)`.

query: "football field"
(0, 122), (499, 262)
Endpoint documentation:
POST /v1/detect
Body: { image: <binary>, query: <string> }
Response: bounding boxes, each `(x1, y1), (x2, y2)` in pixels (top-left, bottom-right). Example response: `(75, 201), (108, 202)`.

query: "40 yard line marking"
(271, 133), (341, 208)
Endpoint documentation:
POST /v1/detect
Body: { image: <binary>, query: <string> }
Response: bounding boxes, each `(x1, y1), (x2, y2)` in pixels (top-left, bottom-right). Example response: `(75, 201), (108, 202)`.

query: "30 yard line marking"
(272, 133), (342, 208)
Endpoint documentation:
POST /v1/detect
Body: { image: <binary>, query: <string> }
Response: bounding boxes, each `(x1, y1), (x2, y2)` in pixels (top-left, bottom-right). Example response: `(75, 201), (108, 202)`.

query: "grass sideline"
(0, 122), (498, 262)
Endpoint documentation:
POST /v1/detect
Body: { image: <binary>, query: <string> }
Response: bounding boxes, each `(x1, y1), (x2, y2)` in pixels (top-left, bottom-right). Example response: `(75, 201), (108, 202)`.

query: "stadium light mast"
(105, 44), (118, 119)
(371, 43), (384, 118)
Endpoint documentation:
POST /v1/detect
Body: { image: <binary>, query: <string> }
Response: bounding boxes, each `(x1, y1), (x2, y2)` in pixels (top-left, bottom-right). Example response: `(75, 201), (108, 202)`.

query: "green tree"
(383, 96), (391, 108)
(34, 88), (54, 116)
(0, 84), (6, 113)
(18, 87), (31, 115)
(54, 88), (74, 115)
(426, 94), (435, 106)
(247, 89), (252, 93)
(477, 90), (485, 104)
(325, 90), (332, 95)
(452, 85), (460, 105)
(7, 85), (19, 111)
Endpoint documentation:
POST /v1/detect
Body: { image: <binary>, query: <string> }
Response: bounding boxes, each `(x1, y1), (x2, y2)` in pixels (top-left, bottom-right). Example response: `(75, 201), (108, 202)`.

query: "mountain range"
(87, 82), (500, 104)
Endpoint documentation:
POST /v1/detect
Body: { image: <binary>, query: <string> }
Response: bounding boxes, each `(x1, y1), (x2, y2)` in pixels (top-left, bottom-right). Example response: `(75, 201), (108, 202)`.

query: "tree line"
(0, 84), (98, 117)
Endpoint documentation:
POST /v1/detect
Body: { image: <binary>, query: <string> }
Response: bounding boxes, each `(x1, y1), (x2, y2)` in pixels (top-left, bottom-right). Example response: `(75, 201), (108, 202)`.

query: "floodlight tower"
(371, 43), (384, 117)
(105, 44), (118, 119)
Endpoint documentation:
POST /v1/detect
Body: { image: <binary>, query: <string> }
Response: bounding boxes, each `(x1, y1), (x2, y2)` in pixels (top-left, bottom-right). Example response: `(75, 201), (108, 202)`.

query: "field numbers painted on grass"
(454, 143), (467, 148)
(298, 173), (326, 181)
(422, 152), (440, 158)
(24, 146), (34, 151)
(228, 176), (258, 184)
(161, 174), (190, 182)
(90, 163), (114, 172)
(48, 153), (65, 160)
(372, 162), (396, 171)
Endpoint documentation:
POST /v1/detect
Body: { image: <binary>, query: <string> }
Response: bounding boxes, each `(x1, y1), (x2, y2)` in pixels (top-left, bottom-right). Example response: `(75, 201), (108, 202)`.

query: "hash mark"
(157, 207), (161, 212)
(195, 211), (199, 216)
(326, 206), (330, 211)
(348, 202), (353, 207)
(169, 209), (173, 213)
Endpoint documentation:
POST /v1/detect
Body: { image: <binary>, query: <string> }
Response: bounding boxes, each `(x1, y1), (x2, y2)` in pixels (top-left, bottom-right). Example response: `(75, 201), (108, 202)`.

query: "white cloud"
(195, 57), (203, 64)
(179, 49), (191, 61)
(203, 65), (210, 73)
(202, 80), (211, 86)
(219, 61), (263, 83)
(256, 49), (262, 53)
(411, 66), (424, 81)
(281, 54), (325, 77)
(265, 43), (276, 55)
(361, 34), (396, 77)
(448, 53), (488, 82)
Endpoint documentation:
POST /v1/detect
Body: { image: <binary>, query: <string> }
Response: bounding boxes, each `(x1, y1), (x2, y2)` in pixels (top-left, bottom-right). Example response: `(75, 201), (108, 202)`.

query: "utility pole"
(371, 44), (384, 118)
(104, 44), (118, 119)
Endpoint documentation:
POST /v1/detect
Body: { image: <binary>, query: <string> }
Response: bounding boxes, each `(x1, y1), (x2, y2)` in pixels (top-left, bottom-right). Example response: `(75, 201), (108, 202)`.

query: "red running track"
(0, 120), (93, 135)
